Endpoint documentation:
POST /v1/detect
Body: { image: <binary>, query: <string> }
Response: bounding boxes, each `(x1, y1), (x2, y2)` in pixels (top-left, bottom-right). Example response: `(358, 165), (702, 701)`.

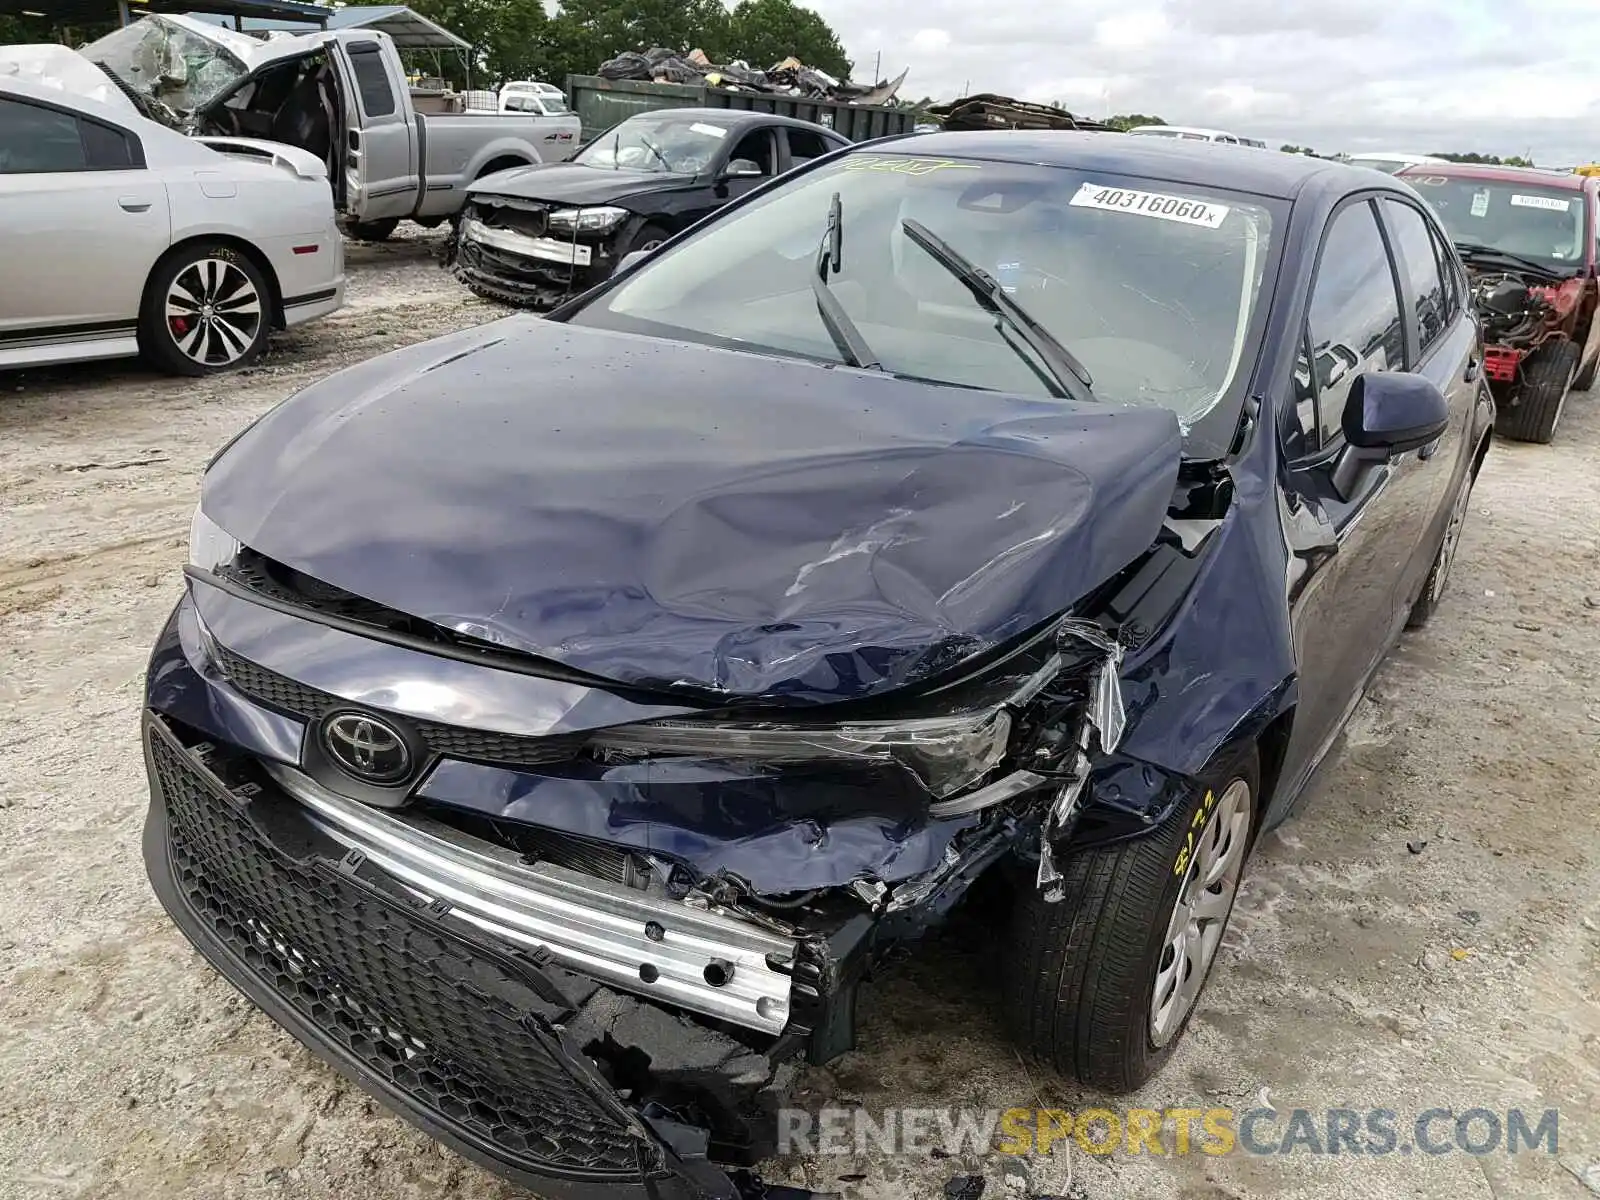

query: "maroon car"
(1398, 162), (1600, 443)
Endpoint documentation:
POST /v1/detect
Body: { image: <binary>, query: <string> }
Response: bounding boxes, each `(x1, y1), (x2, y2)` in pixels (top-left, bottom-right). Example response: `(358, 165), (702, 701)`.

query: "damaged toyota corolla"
(142, 133), (1494, 1197)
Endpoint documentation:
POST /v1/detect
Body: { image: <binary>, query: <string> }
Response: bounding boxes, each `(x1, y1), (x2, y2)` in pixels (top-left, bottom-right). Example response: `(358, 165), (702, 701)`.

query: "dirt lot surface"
(2, 224), (1598, 1200)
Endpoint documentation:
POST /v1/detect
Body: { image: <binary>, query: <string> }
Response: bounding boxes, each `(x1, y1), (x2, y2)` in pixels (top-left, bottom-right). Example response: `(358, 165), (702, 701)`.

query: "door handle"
(118, 196), (152, 213)
(1464, 357), (1482, 382)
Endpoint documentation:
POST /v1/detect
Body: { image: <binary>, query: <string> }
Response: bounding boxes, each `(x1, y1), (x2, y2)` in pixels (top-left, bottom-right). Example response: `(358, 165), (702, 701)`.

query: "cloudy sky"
(806, 0), (1600, 165)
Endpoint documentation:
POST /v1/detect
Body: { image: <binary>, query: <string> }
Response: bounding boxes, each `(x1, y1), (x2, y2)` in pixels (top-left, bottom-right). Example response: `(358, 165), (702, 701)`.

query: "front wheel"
(1002, 749), (1258, 1091)
(1406, 463), (1476, 629)
(347, 218), (400, 242)
(139, 242), (271, 377)
(1497, 340), (1578, 444)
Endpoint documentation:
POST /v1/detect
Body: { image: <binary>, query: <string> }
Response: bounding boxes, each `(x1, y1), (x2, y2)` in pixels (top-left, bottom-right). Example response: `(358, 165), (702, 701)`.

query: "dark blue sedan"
(142, 132), (1494, 1198)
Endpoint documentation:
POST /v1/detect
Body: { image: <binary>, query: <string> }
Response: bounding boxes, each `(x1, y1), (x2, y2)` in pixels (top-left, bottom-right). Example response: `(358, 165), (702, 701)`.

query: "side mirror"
(1332, 371), (1449, 498)
(1342, 371), (1449, 452)
(721, 158), (763, 180)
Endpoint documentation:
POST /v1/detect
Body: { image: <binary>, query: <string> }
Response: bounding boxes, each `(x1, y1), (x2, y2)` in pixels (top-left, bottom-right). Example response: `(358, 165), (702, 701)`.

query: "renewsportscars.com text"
(778, 1106), (1560, 1158)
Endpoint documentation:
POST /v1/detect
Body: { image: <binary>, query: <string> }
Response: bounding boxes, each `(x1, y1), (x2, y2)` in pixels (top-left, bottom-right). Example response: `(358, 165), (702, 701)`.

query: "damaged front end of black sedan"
(447, 193), (639, 309)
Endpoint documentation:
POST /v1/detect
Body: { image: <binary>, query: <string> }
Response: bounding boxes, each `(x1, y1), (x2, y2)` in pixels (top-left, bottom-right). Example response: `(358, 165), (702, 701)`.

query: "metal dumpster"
(567, 75), (916, 144)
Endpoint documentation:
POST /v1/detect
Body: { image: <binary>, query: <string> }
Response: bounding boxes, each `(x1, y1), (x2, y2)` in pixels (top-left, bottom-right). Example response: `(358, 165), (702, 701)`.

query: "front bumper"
(141, 711), (779, 1199)
(451, 210), (618, 309)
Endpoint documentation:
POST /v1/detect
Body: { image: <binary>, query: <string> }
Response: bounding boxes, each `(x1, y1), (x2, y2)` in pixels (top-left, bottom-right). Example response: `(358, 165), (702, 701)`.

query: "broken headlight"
(188, 505), (239, 571)
(588, 637), (1077, 800)
(589, 710), (1012, 799)
(547, 205), (629, 234)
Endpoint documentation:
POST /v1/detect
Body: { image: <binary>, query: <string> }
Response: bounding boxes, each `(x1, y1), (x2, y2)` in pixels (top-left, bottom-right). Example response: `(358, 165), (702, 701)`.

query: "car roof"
(865, 130), (1368, 201)
(1396, 161), (1588, 191)
(624, 106), (843, 135)
(0, 67), (143, 126)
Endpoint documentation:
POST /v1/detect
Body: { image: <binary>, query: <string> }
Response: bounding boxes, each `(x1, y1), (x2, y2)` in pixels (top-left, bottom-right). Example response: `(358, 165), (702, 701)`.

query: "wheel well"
(147, 234), (285, 330)
(476, 155), (529, 179)
(1471, 429), (1493, 478)
(1254, 707), (1295, 828)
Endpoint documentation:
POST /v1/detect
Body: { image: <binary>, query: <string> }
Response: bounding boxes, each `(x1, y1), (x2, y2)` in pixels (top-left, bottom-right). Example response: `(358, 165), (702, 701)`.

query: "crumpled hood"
(203, 319), (1182, 703)
(468, 162), (694, 208)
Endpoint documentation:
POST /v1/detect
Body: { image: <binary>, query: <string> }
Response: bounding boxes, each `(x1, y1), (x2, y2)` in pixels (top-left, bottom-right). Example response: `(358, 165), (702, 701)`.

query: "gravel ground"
(2, 224), (1598, 1200)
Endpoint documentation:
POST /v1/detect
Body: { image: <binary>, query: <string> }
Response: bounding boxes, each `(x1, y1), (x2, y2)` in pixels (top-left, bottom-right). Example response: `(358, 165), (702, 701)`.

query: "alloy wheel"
(1429, 478), (1473, 604)
(166, 258), (263, 368)
(1149, 779), (1252, 1047)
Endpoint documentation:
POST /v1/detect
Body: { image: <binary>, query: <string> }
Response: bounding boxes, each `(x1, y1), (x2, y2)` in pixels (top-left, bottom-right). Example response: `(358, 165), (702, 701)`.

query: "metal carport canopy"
(0, 0), (335, 23)
(182, 4), (469, 50)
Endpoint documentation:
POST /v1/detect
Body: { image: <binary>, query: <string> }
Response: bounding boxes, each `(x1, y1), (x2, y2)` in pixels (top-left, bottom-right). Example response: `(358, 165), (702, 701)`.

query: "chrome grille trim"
(263, 763), (796, 1035)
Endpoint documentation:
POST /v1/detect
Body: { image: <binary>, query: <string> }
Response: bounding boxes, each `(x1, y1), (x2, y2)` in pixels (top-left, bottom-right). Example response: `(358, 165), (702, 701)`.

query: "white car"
(1344, 152), (1449, 175)
(0, 47), (344, 375)
(1125, 124), (1267, 148)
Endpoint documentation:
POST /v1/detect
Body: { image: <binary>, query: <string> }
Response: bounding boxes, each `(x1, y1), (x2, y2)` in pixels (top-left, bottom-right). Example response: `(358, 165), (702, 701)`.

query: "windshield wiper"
(810, 192), (882, 370)
(638, 134), (672, 173)
(900, 218), (1095, 401)
(1454, 241), (1566, 277)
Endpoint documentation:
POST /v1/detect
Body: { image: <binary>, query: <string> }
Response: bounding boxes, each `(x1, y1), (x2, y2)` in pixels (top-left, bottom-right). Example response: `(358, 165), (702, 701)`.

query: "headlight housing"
(188, 505), (239, 572)
(546, 205), (630, 234)
(588, 637), (1071, 800)
(589, 710), (1013, 799)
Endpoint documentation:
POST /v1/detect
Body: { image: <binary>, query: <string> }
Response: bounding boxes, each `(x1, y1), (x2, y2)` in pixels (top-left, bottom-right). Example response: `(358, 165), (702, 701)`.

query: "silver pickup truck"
(81, 15), (582, 239)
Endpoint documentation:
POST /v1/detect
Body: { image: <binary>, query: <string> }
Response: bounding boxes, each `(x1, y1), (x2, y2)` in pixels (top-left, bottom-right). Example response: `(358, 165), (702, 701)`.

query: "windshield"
(80, 16), (248, 116)
(575, 115), (733, 173)
(569, 152), (1277, 450)
(1129, 128), (1209, 140)
(1407, 175), (1588, 271)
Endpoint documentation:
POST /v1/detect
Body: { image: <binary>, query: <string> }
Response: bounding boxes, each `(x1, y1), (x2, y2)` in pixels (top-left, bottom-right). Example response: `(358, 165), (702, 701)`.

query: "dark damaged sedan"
(143, 133), (1494, 1197)
(449, 107), (848, 308)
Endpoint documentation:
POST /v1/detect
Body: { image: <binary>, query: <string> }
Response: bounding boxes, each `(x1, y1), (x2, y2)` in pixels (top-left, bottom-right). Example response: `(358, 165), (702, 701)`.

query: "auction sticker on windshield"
(1069, 182), (1230, 228)
(1510, 194), (1571, 212)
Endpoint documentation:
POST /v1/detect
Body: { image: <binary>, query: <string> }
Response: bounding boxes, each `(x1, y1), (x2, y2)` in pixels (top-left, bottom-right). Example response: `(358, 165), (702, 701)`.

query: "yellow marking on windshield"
(842, 156), (983, 176)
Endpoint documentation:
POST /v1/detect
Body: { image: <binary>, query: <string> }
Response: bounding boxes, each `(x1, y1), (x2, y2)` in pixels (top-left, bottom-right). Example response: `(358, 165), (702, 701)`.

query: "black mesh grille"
(147, 726), (648, 1176)
(213, 647), (586, 768)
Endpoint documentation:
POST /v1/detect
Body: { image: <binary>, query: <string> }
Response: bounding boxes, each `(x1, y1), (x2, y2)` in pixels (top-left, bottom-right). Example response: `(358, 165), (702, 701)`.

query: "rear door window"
(0, 97), (142, 173)
(784, 127), (833, 169)
(1382, 198), (1448, 358)
(346, 42), (396, 117)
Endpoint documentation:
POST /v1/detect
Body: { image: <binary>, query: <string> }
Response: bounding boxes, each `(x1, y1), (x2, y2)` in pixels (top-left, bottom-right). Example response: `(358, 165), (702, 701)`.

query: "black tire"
(139, 241), (273, 377)
(347, 218), (400, 242)
(1497, 340), (1578, 444)
(1406, 458), (1477, 629)
(1003, 746), (1260, 1092)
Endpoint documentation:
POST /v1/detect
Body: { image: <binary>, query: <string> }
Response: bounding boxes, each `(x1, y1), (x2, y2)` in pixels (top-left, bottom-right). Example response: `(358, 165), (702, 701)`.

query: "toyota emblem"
(320, 711), (412, 785)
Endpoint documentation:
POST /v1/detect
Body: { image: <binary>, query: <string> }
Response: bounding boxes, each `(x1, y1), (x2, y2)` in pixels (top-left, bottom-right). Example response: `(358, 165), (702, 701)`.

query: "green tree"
(405, 0), (554, 86)
(724, 0), (850, 78)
